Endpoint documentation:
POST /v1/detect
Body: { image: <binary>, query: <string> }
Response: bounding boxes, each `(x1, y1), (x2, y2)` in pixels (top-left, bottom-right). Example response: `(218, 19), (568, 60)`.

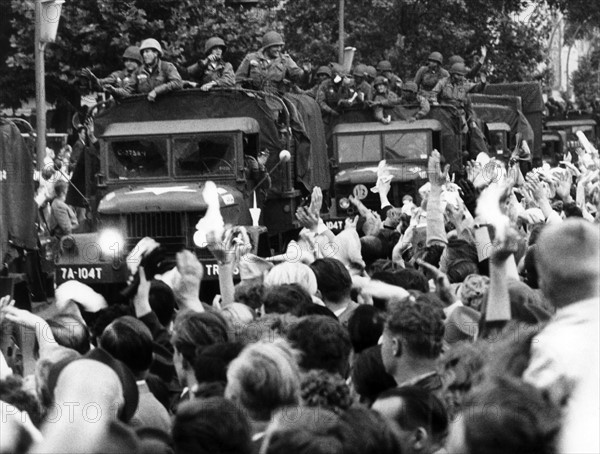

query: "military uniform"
(381, 73), (403, 95)
(316, 79), (356, 117)
(97, 69), (137, 91)
(127, 60), (183, 96)
(371, 90), (400, 123)
(235, 50), (303, 93)
(399, 93), (430, 120)
(414, 66), (450, 102)
(187, 59), (235, 88)
(432, 78), (477, 125)
(355, 79), (373, 104)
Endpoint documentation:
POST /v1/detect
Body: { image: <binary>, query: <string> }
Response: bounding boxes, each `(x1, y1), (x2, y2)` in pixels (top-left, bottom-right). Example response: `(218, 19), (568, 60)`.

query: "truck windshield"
(108, 138), (169, 179)
(338, 134), (381, 163)
(173, 135), (235, 176)
(383, 132), (429, 161)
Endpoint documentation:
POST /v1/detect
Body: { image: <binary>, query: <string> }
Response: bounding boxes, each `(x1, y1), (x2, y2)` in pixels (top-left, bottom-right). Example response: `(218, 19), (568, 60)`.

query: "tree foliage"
(572, 48), (600, 105)
(1, 0), (556, 111)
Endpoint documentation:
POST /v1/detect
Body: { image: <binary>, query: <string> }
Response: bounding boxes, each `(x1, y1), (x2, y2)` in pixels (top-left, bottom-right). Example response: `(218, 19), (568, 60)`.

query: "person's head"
(122, 45), (142, 72)
(439, 238), (478, 275)
(351, 345), (397, 405)
(54, 180), (68, 199)
(148, 280), (177, 327)
(360, 236), (387, 268)
(225, 338), (300, 421)
(204, 36), (226, 58)
(373, 76), (389, 95)
(427, 51), (443, 69)
(316, 65), (332, 82)
(300, 369), (353, 414)
(449, 62), (467, 84)
(372, 268), (429, 293)
(173, 397), (251, 454)
(234, 281), (264, 312)
(192, 342), (244, 385)
(310, 258), (352, 305)
(336, 407), (403, 454)
(171, 310), (230, 385)
(262, 283), (313, 316)
(534, 218), (599, 307)
(46, 314), (90, 355)
(287, 315), (352, 377)
(401, 81), (419, 101)
(0, 375), (43, 428)
(264, 262), (318, 296)
(446, 377), (561, 454)
(381, 295), (446, 376)
(139, 38), (162, 66)
(262, 31), (285, 59)
(100, 316), (154, 379)
(35, 346), (81, 411)
(373, 386), (449, 454)
(347, 305), (385, 354)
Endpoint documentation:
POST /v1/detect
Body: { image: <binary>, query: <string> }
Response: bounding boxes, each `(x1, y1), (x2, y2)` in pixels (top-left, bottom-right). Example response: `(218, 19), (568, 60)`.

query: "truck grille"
(126, 212), (183, 239)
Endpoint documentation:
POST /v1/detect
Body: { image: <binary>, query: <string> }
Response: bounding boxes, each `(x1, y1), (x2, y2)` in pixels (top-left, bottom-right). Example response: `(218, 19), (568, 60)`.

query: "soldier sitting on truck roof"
(367, 76), (400, 125)
(315, 63), (355, 120)
(397, 81), (430, 122)
(414, 51), (449, 103)
(298, 65), (332, 99)
(352, 64), (374, 107)
(82, 46), (142, 99)
(376, 60), (403, 95)
(186, 37), (235, 91)
(447, 45), (487, 81)
(125, 38), (183, 102)
(235, 31), (304, 94)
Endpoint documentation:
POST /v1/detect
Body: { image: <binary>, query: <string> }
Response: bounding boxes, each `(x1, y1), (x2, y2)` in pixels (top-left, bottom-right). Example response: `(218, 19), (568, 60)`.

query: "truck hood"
(335, 163), (427, 185)
(98, 183), (242, 214)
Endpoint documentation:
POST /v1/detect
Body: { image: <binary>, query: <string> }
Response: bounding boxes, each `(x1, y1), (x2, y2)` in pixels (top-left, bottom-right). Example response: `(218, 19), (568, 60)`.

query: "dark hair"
(386, 294), (446, 358)
(287, 315), (351, 377)
(563, 202), (583, 218)
(171, 310), (230, 364)
(145, 373), (171, 412)
(372, 268), (429, 293)
(421, 244), (445, 268)
(366, 259), (403, 276)
(360, 236), (387, 268)
(300, 369), (353, 414)
(347, 305), (385, 354)
(90, 304), (133, 345)
(446, 238), (478, 264)
(446, 259), (479, 284)
(173, 397), (252, 454)
(233, 281), (264, 311)
(351, 345), (396, 404)
(262, 283), (313, 316)
(100, 315), (154, 376)
(376, 386), (449, 442)
(47, 314), (90, 355)
(336, 407), (403, 454)
(461, 377), (561, 454)
(0, 375), (42, 427)
(310, 258), (352, 303)
(192, 342), (244, 384)
(149, 280), (177, 327)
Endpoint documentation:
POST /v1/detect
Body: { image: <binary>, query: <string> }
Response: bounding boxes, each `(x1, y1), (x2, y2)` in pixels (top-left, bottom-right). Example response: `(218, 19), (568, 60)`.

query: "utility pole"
(34, 0), (64, 172)
(338, 0), (344, 64)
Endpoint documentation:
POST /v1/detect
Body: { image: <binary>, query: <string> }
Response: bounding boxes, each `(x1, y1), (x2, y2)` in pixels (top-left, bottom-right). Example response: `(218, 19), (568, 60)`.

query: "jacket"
(235, 50), (303, 92)
(187, 59), (235, 87)
(128, 60), (183, 95)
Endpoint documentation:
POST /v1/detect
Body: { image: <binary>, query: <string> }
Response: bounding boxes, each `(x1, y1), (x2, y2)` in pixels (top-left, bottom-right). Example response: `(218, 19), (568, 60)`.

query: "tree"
(572, 48), (600, 105)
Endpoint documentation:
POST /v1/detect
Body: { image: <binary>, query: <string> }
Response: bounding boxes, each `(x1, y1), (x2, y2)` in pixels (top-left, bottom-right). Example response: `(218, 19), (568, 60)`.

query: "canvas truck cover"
(483, 82), (544, 158)
(0, 119), (38, 262)
(471, 99), (535, 145)
(93, 89), (330, 194)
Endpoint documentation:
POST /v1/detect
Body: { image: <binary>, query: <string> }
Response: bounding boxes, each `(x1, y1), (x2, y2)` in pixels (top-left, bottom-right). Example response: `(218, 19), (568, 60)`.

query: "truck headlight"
(339, 197), (350, 210)
(98, 229), (125, 259)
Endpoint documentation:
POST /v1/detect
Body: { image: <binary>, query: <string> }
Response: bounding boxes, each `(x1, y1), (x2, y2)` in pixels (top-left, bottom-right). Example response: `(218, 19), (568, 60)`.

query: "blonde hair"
(225, 338), (300, 421)
(264, 262), (318, 295)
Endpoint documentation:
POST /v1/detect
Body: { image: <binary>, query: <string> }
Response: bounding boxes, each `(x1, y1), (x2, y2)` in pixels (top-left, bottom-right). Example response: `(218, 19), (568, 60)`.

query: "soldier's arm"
(153, 62), (183, 95)
(283, 55), (304, 82)
(379, 92), (400, 108)
(97, 70), (122, 87)
(316, 83), (339, 115)
(186, 60), (207, 80)
(414, 67), (425, 87)
(415, 96), (430, 119)
(431, 78), (446, 103)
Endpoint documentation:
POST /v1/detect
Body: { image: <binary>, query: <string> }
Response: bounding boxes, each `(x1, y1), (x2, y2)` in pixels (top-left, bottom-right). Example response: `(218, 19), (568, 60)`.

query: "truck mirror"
(95, 172), (106, 188)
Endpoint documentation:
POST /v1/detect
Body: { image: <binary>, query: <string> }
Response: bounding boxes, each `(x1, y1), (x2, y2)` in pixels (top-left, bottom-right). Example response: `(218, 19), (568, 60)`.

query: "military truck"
(327, 104), (463, 225)
(54, 89), (330, 291)
(544, 116), (599, 156)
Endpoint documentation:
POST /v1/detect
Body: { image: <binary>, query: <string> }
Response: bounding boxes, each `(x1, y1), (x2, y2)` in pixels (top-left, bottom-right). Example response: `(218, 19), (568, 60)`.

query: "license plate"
(59, 266), (103, 281)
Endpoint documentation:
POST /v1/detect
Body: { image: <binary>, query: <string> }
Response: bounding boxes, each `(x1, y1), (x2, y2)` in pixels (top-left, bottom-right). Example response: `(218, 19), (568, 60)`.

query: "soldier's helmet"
(365, 65), (377, 80)
(204, 37), (226, 55)
(140, 38), (163, 57)
(428, 51), (443, 65)
(402, 81), (418, 93)
(448, 55), (465, 66)
(373, 76), (389, 87)
(353, 63), (368, 78)
(376, 60), (393, 72)
(450, 62), (468, 75)
(330, 62), (345, 76)
(262, 31), (285, 49)
(122, 46), (142, 64)
(316, 66), (332, 78)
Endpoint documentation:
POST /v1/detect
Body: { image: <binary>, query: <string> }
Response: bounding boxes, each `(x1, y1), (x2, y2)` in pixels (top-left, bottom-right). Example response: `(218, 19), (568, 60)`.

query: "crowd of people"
(1, 118), (599, 452)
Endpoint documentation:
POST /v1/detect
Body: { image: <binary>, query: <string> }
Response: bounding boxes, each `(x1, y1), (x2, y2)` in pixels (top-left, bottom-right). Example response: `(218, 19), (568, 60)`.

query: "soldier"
(127, 38), (183, 102)
(365, 65), (377, 85)
(433, 62), (486, 156)
(235, 31), (303, 93)
(447, 46), (487, 81)
(316, 64), (355, 119)
(186, 37), (235, 90)
(398, 81), (430, 122)
(352, 63), (373, 105)
(376, 60), (403, 95)
(414, 51), (450, 103)
(82, 46), (142, 99)
(301, 65), (332, 99)
(368, 76), (400, 124)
